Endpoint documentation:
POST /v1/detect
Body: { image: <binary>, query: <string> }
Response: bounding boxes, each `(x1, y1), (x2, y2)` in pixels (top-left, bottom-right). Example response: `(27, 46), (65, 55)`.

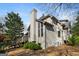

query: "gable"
(44, 17), (53, 25)
(38, 15), (58, 25)
(43, 16), (58, 26)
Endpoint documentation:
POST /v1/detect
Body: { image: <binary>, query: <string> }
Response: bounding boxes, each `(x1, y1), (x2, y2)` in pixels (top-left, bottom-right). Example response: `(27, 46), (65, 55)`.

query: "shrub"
(0, 34), (5, 42)
(38, 43), (41, 46)
(23, 41), (42, 50)
(68, 34), (79, 46)
(0, 42), (7, 52)
(32, 41), (36, 43)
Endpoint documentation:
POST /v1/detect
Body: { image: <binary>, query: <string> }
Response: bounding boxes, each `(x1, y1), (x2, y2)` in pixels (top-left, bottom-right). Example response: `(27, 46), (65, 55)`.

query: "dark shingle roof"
(59, 20), (68, 22)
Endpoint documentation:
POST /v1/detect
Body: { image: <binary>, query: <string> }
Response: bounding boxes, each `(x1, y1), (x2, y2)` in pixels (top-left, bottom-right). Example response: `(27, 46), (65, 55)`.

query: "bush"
(38, 43), (41, 46)
(23, 41), (42, 50)
(0, 34), (5, 42)
(0, 42), (7, 53)
(68, 34), (79, 46)
(32, 41), (36, 43)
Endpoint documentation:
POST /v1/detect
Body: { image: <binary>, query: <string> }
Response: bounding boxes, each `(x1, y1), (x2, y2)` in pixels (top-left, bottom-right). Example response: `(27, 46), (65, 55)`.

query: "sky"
(0, 3), (44, 33)
(0, 3), (79, 33)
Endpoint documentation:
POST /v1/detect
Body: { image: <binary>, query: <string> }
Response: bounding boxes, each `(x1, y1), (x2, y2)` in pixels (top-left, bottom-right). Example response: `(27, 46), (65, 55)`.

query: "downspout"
(44, 24), (47, 56)
(45, 25), (46, 49)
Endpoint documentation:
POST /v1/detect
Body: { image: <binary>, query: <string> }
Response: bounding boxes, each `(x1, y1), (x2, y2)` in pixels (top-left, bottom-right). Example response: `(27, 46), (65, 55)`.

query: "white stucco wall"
(29, 9), (69, 49)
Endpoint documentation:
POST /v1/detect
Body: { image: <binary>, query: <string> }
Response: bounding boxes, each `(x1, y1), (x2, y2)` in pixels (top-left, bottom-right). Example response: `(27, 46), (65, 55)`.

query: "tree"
(68, 34), (79, 46)
(67, 12), (79, 46)
(0, 23), (5, 42)
(0, 23), (4, 34)
(0, 34), (5, 42)
(0, 23), (3, 33)
(5, 12), (24, 45)
(37, 3), (78, 22)
(72, 12), (79, 35)
(38, 3), (78, 15)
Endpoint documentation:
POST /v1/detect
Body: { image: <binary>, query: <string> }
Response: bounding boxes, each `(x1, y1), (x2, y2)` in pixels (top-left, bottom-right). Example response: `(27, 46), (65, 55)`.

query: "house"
(26, 9), (71, 49)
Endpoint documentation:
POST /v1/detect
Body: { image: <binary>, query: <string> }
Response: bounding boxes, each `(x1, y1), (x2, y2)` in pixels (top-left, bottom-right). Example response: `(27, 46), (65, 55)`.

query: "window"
(46, 24), (54, 31)
(58, 31), (61, 37)
(38, 22), (40, 37)
(41, 23), (43, 37)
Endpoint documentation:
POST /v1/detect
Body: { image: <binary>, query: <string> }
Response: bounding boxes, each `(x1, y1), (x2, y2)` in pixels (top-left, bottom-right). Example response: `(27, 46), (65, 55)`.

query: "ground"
(6, 44), (79, 56)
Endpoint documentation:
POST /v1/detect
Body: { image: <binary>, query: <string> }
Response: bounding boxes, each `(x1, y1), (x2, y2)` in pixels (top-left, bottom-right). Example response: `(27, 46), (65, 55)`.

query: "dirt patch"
(7, 48), (26, 56)
(7, 44), (79, 56)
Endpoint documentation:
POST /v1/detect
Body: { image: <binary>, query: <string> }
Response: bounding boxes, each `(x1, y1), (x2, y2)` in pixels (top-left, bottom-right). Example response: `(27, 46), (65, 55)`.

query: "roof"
(39, 14), (58, 21)
(38, 14), (58, 24)
(26, 14), (60, 32)
(59, 20), (68, 22)
(39, 14), (50, 21)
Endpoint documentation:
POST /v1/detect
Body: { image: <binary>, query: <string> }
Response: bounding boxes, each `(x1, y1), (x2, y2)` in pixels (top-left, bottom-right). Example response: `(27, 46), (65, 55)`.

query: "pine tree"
(5, 12), (24, 45)
(0, 23), (5, 42)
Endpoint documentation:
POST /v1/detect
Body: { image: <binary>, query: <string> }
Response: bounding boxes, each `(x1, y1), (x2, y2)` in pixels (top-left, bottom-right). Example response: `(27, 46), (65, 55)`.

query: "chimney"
(31, 9), (37, 21)
(30, 9), (37, 41)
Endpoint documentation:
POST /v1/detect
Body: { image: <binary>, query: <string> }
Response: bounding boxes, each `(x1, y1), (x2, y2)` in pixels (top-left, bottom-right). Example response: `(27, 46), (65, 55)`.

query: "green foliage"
(23, 41), (42, 50)
(71, 13), (79, 35)
(38, 43), (41, 46)
(5, 12), (24, 41)
(0, 34), (5, 42)
(32, 41), (36, 43)
(68, 34), (79, 46)
(69, 12), (79, 46)
(0, 42), (7, 52)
